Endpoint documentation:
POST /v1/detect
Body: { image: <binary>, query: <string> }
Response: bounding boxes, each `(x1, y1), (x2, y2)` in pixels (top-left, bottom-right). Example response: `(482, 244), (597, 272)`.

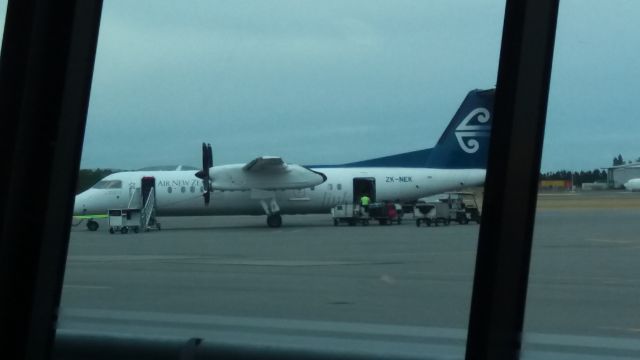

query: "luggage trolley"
(414, 202), (450, 227)
(367, 202), (402, 225)
(331, 204), (370, 226)
(108, 208), (142, 234)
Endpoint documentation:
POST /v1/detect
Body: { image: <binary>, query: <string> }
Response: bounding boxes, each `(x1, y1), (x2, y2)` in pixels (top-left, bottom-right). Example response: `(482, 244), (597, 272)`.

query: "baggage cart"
(108, 208), (142, 234)
(331, 204), (370, 226)
(368, 202), (402, 225)
(414, 202), (450, 227)
(443, 192), (481, 224)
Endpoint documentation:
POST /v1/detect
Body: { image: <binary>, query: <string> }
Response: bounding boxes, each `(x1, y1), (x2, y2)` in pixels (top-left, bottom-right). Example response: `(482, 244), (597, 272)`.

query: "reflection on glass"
(60, 1), (504, 357)
(0, 0), (7, 45)
(524, 1), (640, 358)
(91, 180), (123, 189)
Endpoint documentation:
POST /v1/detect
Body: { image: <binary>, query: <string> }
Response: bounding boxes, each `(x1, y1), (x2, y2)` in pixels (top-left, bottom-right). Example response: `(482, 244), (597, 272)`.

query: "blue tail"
(425, 88), (494, 169)
(311, 88), (494, 169)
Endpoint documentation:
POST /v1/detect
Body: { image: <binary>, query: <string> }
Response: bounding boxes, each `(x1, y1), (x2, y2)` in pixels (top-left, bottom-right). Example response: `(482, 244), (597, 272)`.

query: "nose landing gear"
(87, 220), (99, 231)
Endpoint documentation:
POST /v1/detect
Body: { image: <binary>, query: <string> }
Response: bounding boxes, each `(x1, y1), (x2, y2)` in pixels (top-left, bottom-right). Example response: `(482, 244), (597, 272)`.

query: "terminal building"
(605, 162), (640, 188)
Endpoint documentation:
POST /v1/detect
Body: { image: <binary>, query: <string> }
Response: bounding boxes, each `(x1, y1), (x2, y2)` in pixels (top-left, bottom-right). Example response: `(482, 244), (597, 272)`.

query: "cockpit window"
(91, 180), (122, 189)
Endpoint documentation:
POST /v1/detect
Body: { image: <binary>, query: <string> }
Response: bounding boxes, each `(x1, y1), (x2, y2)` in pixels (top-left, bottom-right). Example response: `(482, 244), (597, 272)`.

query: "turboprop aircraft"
(74, 88), (494, 229)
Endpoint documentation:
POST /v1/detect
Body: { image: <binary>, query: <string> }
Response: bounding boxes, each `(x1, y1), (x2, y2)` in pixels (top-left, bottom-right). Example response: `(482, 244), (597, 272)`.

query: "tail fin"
(425, 89), (495, 169)
(315, 88), (494, 169)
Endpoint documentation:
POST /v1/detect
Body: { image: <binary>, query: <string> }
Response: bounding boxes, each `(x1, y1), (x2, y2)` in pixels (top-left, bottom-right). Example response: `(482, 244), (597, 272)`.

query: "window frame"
(0, 0), (559, 359)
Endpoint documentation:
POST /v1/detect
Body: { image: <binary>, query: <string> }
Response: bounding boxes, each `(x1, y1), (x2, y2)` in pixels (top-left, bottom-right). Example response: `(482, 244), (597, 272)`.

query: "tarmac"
(58, 191), (640, 359)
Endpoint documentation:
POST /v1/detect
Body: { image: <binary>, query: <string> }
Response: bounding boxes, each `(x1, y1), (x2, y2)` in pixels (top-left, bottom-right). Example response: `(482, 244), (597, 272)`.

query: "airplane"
(623, 178), (640, 191)
(73, 88), (494, 230)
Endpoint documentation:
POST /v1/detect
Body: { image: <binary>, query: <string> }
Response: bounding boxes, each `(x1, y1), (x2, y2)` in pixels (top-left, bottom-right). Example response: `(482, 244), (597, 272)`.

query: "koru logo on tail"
(455, 108), (491, 154)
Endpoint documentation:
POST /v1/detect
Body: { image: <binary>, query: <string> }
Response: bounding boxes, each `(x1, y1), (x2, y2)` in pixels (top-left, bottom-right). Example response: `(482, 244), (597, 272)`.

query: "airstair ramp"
(142, 187), (161, 231)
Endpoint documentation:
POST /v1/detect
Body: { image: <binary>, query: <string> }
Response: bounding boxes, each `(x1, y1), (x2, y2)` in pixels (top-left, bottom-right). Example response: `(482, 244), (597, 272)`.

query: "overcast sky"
(2, 1), (639, 172)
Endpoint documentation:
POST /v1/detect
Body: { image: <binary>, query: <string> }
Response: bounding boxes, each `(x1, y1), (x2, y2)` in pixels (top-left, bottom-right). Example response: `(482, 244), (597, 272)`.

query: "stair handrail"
(142, 187), (155, 229)
(127, 187), (141, 209)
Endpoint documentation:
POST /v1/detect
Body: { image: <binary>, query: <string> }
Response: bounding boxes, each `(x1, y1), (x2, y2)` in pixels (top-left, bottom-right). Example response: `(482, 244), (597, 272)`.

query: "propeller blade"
(206, 143), (213, 169)
(202, 143), (209, 174)
(198, 142), (213, 206)
(203, 189), (210, 205)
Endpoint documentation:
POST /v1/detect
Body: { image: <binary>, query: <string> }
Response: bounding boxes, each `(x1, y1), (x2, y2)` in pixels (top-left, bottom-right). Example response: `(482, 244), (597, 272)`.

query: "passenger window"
(190, 186), (195, 193)
(337, 184), (342, 190)
(181, 186), (186, 193)
(167, 187), (172, 194)
(328, 184), (333, 191)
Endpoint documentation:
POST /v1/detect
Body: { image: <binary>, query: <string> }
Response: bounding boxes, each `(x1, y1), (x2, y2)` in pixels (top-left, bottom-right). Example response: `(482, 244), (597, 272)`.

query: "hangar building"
(605, 162), (640, 188)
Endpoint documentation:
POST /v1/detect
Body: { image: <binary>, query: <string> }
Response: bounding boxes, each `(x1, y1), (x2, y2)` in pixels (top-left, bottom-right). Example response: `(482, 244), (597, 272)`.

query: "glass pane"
(524, 1), (640, 358)
(61, 1), (504, 358)
(0, 0), (7, 46)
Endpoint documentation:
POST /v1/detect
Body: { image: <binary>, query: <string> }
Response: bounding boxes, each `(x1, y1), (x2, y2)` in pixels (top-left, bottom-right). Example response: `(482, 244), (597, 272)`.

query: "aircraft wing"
(210, 156), (326, 191)
(242, 156), (287, 173)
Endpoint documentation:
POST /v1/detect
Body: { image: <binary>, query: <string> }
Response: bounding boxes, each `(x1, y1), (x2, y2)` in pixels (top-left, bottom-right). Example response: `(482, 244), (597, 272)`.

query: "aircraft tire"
(267, 214), (282, 228)
(87, 220), (99, 232)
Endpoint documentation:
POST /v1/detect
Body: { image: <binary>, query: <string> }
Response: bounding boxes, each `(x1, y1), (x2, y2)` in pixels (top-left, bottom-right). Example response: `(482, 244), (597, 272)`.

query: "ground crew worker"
(360, 194), (371, 212)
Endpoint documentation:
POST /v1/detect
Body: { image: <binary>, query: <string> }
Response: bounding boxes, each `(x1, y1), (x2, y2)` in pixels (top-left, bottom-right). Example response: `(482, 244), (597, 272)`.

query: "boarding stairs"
(121, 186), (159, 232)
(141, 188), (158, 231)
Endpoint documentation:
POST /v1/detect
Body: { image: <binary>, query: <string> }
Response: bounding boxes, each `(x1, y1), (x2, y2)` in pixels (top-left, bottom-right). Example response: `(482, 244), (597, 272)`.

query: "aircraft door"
(141, 176), (156, 208)
(353, 177), (376, 204)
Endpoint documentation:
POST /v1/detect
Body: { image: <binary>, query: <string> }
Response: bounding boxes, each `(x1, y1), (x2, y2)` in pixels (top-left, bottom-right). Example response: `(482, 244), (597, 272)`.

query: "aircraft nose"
(73, 193), (88, 215)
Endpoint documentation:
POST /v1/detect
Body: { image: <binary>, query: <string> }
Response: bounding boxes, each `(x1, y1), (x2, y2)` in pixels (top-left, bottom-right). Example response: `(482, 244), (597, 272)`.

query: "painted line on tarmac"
(67, 255), (198, 262)
(61, 307), (466, 340)
(60, 308), (640, 352)
(63, 285), (112, 290)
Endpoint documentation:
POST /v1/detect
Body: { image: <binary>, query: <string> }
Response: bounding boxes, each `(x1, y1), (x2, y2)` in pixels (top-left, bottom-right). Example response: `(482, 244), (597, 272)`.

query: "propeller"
(195, 143), (213, 205)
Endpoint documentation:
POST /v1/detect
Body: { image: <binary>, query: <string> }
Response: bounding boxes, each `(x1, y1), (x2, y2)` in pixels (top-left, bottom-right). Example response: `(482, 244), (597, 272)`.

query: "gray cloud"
(19, 0), (631, 172)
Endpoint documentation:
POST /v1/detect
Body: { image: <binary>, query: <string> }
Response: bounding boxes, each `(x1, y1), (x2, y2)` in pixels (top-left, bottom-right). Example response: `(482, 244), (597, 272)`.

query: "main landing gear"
(260, 197), (283, 228)
(266, 213), (282, 228)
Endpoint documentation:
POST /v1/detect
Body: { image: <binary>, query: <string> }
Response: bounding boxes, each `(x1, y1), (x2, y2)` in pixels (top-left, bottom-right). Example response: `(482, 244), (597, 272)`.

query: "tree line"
(612, 154), (640, 166)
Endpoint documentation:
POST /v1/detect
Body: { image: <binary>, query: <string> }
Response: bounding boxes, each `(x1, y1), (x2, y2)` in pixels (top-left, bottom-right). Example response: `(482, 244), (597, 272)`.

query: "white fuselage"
(624, 178), (640, 191)
(74, 167), (485, 217)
